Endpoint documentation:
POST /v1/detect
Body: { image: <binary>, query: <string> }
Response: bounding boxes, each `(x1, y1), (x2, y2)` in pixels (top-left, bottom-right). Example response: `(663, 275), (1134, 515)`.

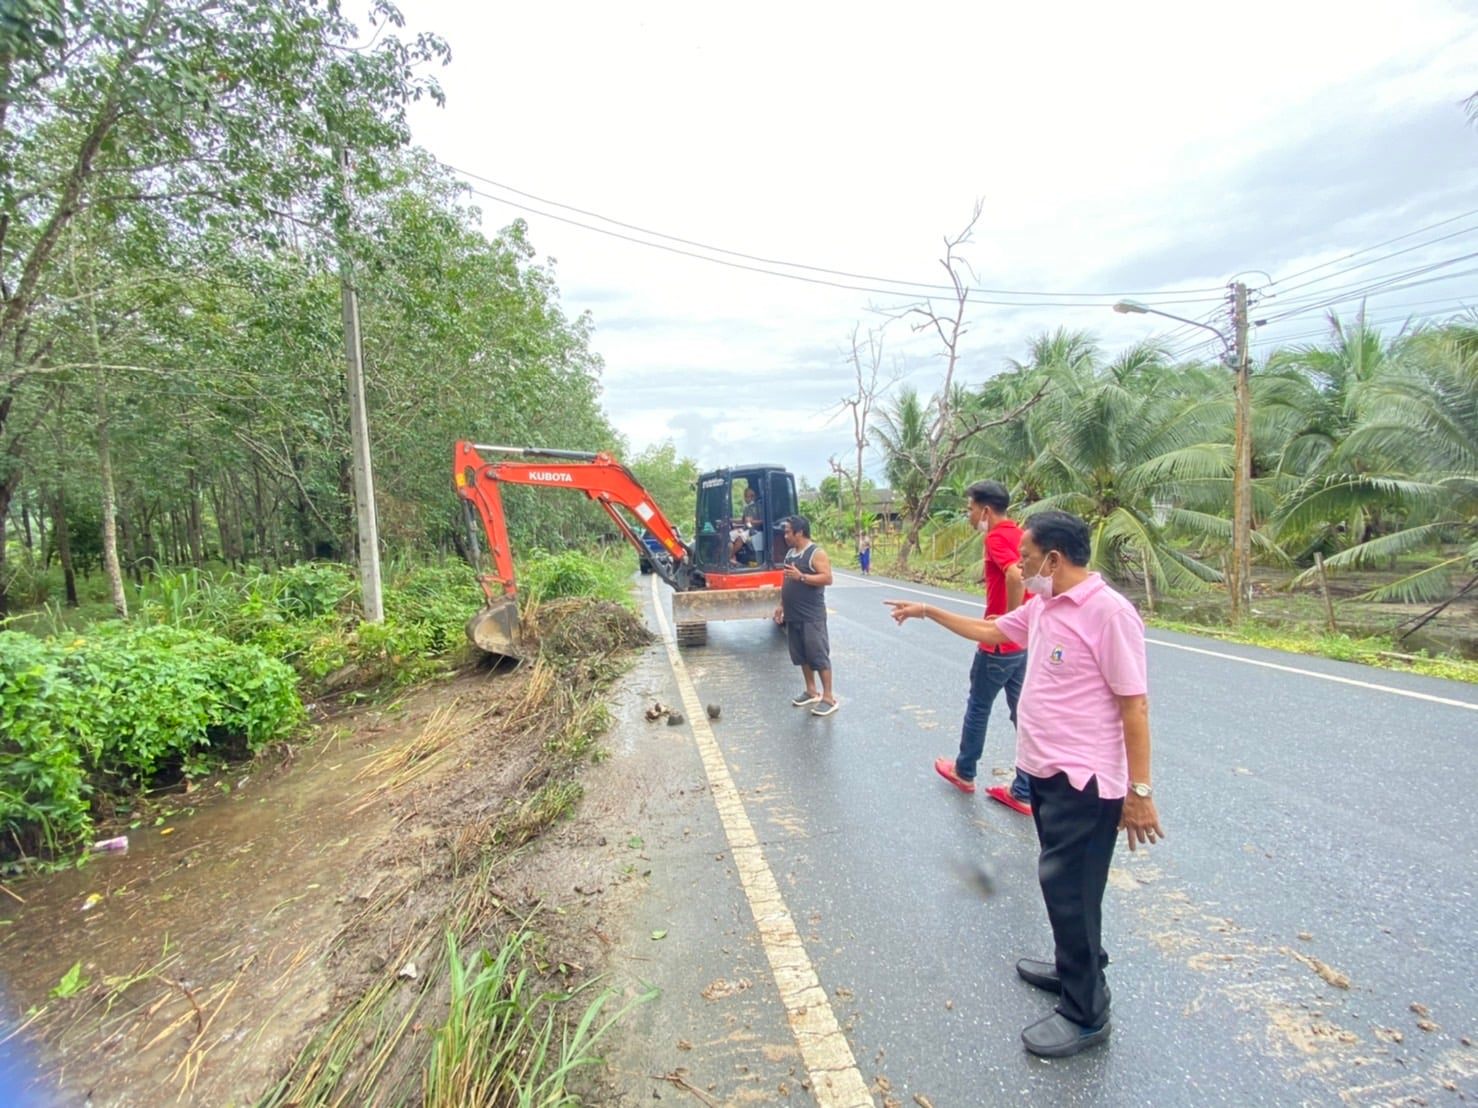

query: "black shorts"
(786, 619), (830, 671)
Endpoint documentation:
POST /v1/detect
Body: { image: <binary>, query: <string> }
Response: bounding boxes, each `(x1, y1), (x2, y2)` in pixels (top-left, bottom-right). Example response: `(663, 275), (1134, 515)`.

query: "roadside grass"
(879, 537), (1477, 684)
(424, 930), (649, 1108)
(1144, 617), (1478, 683)
(256, 591), (653, 1106)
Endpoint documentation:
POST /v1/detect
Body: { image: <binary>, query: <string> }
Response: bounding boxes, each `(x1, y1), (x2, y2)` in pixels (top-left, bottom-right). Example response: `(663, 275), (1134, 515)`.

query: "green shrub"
(519, 550), (630, 606)
(0, 633), (92, 855)
(143, 560), (475, 686)
(0, 626), (303, 859)
(268, 562), (357, 619)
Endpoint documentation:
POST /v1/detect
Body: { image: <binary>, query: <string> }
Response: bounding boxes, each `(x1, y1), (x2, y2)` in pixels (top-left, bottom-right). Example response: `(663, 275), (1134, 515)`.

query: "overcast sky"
(398, 0), (1478, 485)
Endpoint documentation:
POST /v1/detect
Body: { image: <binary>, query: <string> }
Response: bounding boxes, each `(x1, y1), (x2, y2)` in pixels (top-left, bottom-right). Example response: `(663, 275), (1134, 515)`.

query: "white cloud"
(396, 0), (1478, 481)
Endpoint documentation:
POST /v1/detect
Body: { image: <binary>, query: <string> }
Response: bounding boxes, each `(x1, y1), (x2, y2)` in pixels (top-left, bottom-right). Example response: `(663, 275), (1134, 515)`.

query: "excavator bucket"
(466, 599), (526, 660)
(670, 585), (781, 627)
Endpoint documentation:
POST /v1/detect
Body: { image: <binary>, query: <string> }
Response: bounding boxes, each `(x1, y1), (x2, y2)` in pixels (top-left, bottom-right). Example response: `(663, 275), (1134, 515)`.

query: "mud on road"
(1, 599), (659, 1106)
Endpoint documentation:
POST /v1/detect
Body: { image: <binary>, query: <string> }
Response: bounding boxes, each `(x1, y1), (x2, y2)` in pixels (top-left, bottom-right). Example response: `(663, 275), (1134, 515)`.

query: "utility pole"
(337, 146), (384, 622)
(1229, 281), (1253, 624)
(1115, 286), (1254, 625)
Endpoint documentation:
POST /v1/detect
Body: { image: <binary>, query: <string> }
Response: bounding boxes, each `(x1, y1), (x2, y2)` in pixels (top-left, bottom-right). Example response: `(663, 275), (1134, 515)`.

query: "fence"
(862, 521), (983, 576)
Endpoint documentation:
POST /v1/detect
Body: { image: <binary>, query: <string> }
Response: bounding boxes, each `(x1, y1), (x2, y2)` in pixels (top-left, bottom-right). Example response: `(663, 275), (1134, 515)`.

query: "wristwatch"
(1129, 782), (1153, 798)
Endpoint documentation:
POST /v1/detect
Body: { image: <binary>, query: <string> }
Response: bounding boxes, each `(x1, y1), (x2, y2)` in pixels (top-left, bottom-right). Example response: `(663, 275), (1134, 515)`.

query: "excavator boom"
(453, 440), (692, 656)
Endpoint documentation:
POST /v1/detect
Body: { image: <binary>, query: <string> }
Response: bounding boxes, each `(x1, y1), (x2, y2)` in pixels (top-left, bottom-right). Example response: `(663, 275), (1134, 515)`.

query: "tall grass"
(424, 930), (650, 1108)
(518, 549), (633, 607)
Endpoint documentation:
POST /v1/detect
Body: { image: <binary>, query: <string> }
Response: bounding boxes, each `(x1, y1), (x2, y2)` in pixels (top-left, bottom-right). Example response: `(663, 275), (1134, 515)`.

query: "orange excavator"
(453, 440), (800, 657)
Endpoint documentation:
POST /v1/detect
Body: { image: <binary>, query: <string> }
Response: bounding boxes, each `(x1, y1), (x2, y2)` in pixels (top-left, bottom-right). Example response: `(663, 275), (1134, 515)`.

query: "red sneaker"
(986, 785), (1032, 815)
(934, 757), (976, 794)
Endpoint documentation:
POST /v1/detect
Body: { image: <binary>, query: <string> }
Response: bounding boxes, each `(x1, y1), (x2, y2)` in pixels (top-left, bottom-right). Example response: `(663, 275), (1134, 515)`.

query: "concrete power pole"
(1230, 281), (1253, 623)
(338, 147), (384, 623)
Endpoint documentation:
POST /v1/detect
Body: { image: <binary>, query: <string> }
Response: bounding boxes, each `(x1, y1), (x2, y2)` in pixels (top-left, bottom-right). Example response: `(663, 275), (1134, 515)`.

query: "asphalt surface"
(606, 568), (1478, 1107)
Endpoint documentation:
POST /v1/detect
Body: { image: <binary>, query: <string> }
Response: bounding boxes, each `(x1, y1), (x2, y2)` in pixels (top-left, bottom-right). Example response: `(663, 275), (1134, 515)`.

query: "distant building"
(862, 487), (901, 530)
(796, 485), (902, 531)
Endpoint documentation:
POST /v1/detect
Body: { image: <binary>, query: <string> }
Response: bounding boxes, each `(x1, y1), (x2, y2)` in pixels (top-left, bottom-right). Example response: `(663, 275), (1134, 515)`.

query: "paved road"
(606, 568), (1477, 1107)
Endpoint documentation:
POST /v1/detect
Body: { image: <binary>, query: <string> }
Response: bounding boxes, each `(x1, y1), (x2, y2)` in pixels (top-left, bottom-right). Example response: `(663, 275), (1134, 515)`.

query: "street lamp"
(1112, 293), (1253, 623)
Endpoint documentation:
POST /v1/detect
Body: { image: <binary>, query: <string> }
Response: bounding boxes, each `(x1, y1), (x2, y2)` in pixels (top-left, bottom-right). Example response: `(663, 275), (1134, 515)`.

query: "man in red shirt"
(933, 480), (1032, 813)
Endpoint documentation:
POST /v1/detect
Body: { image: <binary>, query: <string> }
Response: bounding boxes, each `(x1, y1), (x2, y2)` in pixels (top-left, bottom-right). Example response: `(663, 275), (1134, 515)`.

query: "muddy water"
(0, 685), (491, 1107)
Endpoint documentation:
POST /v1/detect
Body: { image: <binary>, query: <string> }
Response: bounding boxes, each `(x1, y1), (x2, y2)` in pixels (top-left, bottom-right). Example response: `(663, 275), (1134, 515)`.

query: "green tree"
(1274, 318), (1478, 602)
(627, 441), (699, 535)
(871, 387), (930, 534)
(0, 0), (448, 611)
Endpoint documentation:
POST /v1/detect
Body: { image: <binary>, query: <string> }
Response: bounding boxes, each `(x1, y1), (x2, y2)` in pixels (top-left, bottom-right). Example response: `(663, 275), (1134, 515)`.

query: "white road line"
(650, 578), (873, 1108)
(836, 573), (1478, 712)
(1143, 638), (1477, 710)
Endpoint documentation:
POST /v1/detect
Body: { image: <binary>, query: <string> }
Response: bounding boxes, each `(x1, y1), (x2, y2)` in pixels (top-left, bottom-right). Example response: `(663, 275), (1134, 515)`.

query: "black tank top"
(781, 544), (826, 623)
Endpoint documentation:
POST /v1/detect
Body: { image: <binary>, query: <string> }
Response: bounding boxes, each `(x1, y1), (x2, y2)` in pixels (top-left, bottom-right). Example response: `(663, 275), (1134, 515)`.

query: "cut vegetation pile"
(260, 597), (652, 1107)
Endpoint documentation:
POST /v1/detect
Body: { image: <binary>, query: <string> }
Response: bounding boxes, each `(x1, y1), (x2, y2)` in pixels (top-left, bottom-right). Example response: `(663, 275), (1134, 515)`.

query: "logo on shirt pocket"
(1048, 645), (1066, 666)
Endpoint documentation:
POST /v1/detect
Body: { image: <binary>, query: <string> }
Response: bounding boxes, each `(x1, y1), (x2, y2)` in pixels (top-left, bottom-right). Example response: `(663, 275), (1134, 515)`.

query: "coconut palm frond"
(1123, 444), (1229, 489)
(1335, 419), (1435, 470)
(1296, 521), (1455, 577)
(1026, 491), (1097, 518)
(1273, 475), (1447, 534)
(1274, 431), (1337, 478)
(1164, 507), (1231, 542)
(1156, 541), (1224, 586)
(1140, 399), (1232, 457)
(1354, 558), (1466, 603)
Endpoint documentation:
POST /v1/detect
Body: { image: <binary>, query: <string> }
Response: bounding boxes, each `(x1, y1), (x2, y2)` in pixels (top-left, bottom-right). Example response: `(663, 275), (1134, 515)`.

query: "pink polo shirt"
(991, 573), (1147, 800)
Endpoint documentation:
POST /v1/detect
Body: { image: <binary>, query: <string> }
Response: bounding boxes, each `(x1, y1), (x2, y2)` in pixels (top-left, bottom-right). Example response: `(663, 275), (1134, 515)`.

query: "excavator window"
(766, 471), (797, 564)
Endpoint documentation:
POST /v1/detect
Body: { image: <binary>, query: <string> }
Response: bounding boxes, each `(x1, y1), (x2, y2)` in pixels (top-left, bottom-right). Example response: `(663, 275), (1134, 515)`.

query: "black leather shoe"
(1016, 958), (1061, 993)
(1016, 954), (1111, 993)
(1021, 1011), (1111, 1057)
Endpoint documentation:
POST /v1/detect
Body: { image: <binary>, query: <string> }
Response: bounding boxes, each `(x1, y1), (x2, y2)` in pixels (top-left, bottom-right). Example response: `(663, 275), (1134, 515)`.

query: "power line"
(444, 163), (1229, 305)
(1260, 255), (1478, 323)
(444, 161), (1478, 342)
(1261, 225), (1478, 308)
(464, 183), (1241, 309)
(1167, 303), (1472, 358)
(1250, 312), (1452, 348)
(1151, 216), (1478, 356)
(1268, 206), (1478, 287)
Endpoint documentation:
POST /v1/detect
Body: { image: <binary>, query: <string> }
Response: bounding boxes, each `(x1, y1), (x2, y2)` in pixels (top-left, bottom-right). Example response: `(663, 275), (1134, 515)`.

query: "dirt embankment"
(0, 599), (652, 1106)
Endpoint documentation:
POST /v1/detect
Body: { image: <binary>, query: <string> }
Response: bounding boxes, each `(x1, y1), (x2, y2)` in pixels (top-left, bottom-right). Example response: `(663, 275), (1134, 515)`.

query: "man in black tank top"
(772, 515), (839, 716)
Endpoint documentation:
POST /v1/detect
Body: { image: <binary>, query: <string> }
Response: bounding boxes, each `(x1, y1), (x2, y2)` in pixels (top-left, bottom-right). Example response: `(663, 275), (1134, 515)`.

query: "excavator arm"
(453, 440), (693, 654)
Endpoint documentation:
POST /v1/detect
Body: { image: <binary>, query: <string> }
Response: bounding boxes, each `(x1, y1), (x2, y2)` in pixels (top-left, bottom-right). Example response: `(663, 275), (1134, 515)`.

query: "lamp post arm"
(1142, 308), (1230, 348)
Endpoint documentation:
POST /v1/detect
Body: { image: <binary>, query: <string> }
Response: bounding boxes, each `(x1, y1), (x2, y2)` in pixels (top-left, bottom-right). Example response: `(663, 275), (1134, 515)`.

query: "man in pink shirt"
(886, 509), (1164, 1058)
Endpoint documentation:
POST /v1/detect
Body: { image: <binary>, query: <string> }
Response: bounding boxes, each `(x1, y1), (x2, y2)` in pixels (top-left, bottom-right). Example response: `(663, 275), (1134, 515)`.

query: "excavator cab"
(692, 466), (797, 575)
(660, 465), (798, 643)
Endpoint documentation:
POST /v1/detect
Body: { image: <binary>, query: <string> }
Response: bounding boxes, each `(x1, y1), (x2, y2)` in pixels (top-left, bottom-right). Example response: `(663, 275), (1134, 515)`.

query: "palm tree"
(1274, 317), (1478, 602)
(1261, 308), (1412, 487)
(1019, 338), (1231, 601)
(871, 387), (930, 554)
(961, 329), (1100, 505)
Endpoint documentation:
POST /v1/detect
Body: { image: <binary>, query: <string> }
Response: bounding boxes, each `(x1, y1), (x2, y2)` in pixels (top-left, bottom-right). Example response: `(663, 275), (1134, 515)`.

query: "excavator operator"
(730, 484), (765, 565)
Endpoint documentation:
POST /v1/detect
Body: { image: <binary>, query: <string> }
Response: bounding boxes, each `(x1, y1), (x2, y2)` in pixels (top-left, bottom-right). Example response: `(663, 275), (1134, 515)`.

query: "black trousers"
(1027, 771), (1123, 1029)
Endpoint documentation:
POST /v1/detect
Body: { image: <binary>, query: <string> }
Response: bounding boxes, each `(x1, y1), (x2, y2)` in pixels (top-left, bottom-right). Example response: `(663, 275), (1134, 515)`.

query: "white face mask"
(1023, 553), (1054, 598)
(976, 519), (991, 534)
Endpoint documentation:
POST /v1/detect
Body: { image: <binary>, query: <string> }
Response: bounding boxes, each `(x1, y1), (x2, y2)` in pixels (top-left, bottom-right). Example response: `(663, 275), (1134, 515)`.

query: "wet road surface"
(607, 567), (1478, 1106)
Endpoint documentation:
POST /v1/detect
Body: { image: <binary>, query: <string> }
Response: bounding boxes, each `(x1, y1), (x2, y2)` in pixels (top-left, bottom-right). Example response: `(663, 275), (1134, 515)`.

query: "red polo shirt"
(980, 518), (1029, 654)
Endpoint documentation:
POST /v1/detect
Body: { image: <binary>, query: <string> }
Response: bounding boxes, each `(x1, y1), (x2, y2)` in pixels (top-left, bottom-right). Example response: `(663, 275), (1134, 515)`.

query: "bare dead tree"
(827, 321), (892, 559)
(885, 203), (1048, 569)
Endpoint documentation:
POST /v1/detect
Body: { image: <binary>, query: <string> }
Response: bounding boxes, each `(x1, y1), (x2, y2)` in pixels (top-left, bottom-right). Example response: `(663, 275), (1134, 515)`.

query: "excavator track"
(675, 620), (708, 647)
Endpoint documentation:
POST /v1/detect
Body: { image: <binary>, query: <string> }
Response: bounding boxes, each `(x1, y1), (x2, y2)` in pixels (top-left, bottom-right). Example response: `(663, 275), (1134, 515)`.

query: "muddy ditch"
(0, 598), (653, 1106)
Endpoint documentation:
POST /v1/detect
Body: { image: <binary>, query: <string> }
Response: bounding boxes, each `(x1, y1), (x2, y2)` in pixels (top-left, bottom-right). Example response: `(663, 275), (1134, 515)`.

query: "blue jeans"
(955, 648), (1028, 798)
